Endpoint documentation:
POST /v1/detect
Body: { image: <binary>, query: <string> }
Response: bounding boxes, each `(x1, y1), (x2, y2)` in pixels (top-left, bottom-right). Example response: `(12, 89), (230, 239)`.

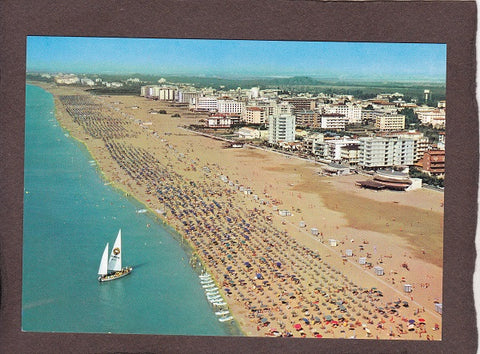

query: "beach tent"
(373, 266), (384, 276)
(311, 228), (319, 235)
(435, 303), (442, 314)
(299, 221), (306, 228)
(329, 239), (338, 247)
(345, 249), (353, 257)
(403, 284), (412, 293)
(359, 257), (367, 265)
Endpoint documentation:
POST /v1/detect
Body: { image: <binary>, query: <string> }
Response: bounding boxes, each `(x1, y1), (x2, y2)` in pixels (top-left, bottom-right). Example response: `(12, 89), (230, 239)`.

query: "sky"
(26, 36), (447, 82)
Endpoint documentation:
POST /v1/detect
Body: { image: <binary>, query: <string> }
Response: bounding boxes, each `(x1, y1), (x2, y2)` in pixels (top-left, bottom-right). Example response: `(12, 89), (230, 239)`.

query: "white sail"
(108, 229), (122, 271)
(98, 243), (109, 276)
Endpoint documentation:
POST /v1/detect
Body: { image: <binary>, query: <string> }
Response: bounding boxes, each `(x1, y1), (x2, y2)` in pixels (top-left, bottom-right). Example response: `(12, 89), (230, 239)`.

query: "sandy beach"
(34, 82), (444, 340)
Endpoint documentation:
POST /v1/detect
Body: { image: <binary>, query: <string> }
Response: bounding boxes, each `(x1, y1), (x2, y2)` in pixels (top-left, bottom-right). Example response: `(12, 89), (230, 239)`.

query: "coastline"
(27, 81), (444, 339)
(27, 82), (244, 336)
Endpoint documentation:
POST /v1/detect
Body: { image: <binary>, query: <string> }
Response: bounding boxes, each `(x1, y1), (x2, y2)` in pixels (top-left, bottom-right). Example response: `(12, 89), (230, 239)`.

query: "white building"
(358, 137), (416, 169)
(80, 78), (95, 86)
(238, 127), (261, 139)
(192, 96), (218, 112)
(177, 90), (200, 104)
(207, 115), (233, 128)
(54, 74), (80, 85)
(217, 98), (245, 115)
(140, 85), (176, 100)
(249, 87), (260, 99)
(325, 103), (362, 124)
(326, 138), (360, 162)
(303, 133), (324, 155)
(269, 114), (296, 144)
(380, 130), (430, 162)
(416, 109), (446, 128)
(270, 101), (294, 116)
(319, 113), (348, 130)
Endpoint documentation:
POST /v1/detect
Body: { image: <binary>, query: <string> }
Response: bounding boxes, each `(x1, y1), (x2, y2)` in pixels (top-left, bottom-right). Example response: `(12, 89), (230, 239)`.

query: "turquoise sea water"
(22, 84), (239, 336)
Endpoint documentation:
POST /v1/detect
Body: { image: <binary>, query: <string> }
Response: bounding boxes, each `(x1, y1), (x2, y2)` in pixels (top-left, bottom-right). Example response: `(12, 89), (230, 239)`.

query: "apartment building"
(418, 149), (445, 177)
(217, 97), (245, 115)
(358, 136), (415, 169)
(282, 98), (316, 113)
(319, 113), (348, 130)
(244, 106), (267, 124)
(323, 103), (362, 124)
(269, 114), (296, 144)
(375, 113), (405, 131)
(416, 109), (446, 128)
(192, 96), (218, 112)
(295, 110), (318, 127)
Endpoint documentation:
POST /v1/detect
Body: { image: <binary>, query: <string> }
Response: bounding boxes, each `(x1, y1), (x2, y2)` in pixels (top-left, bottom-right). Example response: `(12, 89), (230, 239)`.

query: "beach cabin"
(403, 284), (412, 293)
(345, 249), (353, 257)
(329, 239), (338, 247)
(279, 210), (291, 217)
(299, 221), (306, 228)
(359, 257), (367, 265)
(373, 266), (384, 276)
(311, 228), (319, 235)
(435, 303), (442, 315)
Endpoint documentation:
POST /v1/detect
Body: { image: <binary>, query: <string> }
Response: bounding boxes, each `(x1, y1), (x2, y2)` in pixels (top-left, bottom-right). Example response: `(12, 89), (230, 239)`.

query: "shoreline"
(30, 82), (245, 336)
(27, 81), (444, 340)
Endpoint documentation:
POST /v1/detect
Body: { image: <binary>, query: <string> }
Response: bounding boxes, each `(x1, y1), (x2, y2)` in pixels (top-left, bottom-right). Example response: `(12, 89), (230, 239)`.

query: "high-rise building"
(269, 114), (296, 144)
(358, 136), (415, 169)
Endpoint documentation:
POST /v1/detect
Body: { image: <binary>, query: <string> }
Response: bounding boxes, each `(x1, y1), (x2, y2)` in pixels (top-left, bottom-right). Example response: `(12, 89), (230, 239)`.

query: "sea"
(22, 84), (240, 336)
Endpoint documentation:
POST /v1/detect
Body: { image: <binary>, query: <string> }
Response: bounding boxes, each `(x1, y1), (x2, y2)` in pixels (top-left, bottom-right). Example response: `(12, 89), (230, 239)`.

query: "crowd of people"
(57, 93), (441, 339)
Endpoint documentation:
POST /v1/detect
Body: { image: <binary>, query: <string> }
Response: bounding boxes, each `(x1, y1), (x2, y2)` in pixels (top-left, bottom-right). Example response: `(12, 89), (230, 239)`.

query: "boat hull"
(98, 267), (133, 282)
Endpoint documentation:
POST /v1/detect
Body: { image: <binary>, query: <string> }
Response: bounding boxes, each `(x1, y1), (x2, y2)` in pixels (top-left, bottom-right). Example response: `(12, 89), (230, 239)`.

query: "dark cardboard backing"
(0, 1), (477, 353)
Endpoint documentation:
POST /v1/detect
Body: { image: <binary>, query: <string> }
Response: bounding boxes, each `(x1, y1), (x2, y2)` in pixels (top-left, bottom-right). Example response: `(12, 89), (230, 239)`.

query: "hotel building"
(217, 98), (245, 115)
(375, 113), (406, 131)
(358, 136), (415, 169)
(244, 106), (267, 124)
(269, 114), (296, 144)
(319, 113), (348, 130)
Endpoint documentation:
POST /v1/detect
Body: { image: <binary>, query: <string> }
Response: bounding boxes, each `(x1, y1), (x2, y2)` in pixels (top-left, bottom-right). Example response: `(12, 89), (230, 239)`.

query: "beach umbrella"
(408, 319), (415, 324)
(315, 334), (323, 338)
(294, 324), (302, 330)
(418, 318), (426, 323)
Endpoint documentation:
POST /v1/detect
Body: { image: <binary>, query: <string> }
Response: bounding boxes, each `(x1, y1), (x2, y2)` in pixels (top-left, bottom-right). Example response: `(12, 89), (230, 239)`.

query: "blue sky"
(26, 36), (446, 82)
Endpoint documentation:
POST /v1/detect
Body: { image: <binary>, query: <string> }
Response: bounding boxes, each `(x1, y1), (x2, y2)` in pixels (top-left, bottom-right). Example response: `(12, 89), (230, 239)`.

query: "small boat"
(207, 295), (222, 301)
(98, 229), (133, 282)
(203, 284), (216, 289)
(136, 209), (148, 214)
(218, 316), (234, 322)
(206, 290), (219, 295)
(215, 310), (230, 316)
(212, 301), (227, 306)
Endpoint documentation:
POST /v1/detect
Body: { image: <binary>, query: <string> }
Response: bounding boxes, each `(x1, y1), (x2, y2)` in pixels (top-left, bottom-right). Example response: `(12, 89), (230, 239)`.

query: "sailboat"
(98, 229), (133, 282)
